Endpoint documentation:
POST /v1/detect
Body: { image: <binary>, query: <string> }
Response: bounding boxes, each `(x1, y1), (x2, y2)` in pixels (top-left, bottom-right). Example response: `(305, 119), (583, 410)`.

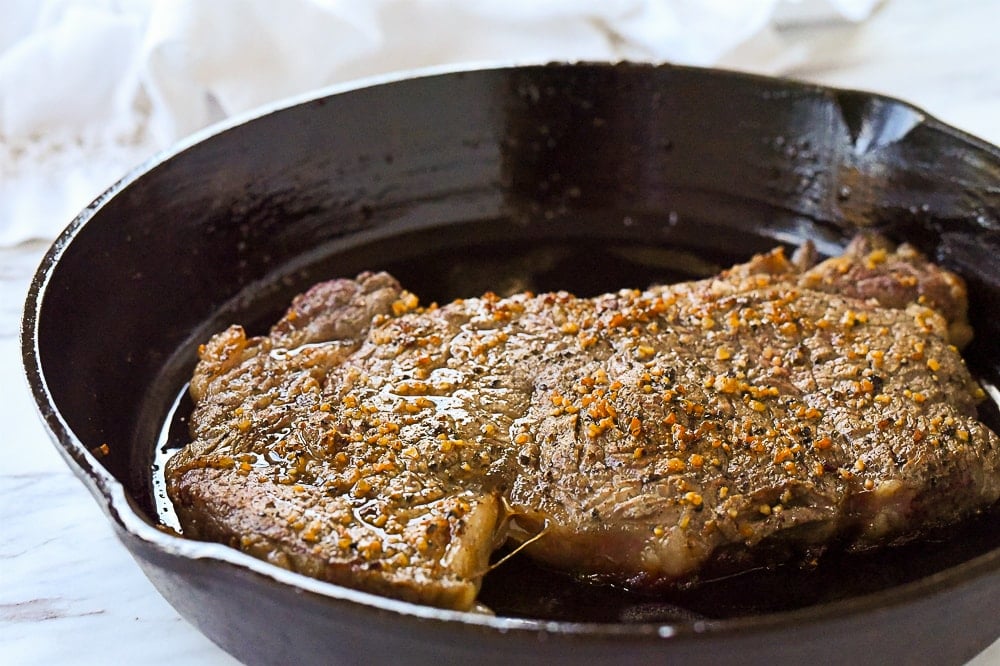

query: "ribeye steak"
(166, 235), (1000, 610)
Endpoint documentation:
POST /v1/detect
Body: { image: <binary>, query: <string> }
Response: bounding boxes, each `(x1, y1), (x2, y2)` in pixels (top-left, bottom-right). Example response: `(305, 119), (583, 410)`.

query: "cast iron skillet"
(21, 63), (1000, 665)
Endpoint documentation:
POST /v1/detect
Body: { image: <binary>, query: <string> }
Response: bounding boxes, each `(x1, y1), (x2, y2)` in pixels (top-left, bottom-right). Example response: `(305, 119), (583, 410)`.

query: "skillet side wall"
(124, 525), (1000, 666)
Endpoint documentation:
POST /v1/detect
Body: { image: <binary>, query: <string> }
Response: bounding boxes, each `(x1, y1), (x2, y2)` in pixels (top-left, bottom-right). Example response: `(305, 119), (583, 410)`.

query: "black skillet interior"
(25, 63), (1000, 663)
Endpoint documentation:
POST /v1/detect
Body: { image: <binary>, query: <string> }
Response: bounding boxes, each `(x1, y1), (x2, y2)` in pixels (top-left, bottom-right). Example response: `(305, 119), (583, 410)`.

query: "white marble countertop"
(2, 1), (999, 664)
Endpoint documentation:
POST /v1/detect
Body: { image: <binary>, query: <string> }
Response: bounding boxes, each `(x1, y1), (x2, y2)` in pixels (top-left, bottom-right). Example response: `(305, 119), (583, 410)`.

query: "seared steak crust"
(167, 236), (1000, 609)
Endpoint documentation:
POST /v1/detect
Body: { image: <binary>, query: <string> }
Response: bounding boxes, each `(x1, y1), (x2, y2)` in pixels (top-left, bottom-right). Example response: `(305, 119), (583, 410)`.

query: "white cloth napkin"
(0, 0), (880, 246)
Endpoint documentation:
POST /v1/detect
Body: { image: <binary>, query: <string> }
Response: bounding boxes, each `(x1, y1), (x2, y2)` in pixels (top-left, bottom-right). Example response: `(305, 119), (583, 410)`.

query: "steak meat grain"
(166, 235), (1000, 610)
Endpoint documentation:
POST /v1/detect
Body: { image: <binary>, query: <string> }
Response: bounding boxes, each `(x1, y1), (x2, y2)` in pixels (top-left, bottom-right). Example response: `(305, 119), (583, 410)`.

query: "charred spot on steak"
(166, 234), (1000, 611)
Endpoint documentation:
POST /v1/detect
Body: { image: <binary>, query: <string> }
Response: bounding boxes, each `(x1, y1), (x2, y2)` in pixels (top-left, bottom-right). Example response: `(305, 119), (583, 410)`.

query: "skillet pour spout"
(22, 62), (1000, 665)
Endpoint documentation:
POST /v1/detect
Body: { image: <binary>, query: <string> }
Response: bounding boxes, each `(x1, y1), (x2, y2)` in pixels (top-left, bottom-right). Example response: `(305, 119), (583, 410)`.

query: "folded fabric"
(0, 0), (880, 245)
